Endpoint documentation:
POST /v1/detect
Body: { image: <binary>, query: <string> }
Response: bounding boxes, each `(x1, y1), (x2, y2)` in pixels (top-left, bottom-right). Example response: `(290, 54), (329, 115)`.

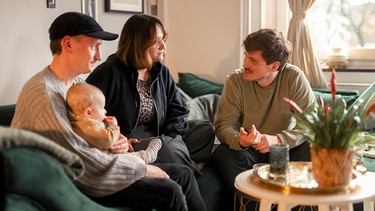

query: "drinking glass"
(269, 144), (289, 182)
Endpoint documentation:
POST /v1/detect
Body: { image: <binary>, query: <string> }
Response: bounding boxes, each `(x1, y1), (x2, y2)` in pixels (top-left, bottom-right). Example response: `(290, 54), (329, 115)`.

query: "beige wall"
(161, 0), (243, 84)
(0, 0), (132, 105)
(0, 0), (244, 105)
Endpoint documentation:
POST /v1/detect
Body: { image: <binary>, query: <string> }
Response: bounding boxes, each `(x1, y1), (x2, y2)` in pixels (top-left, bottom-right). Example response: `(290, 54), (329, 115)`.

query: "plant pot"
(310, 147), (354, 187)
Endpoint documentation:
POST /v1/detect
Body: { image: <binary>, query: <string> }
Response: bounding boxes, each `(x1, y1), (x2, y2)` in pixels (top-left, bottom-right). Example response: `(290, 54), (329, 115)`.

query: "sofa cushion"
(0, 104), (15, 126)
(312, 88), (359, 107)
(178, 73), (223, 98)
(177, 72), (360, 108)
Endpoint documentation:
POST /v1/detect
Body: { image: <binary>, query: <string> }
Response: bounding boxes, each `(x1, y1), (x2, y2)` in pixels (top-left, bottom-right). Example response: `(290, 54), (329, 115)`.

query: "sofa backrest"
(0, 104), (15, 126)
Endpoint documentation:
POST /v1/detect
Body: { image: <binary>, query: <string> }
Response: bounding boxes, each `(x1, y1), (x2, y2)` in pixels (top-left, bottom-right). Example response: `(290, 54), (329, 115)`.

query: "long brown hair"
(116, 14), (168, 70)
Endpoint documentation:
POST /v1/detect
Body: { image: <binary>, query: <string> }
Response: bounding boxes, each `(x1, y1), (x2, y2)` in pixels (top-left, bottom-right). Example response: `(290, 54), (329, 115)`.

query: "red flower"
(366, 103), (375, 117)
(284, 97), (303, 114)
(324, 103), (329, 118)
(318, 96), (324, 106)
(331, 67), (337, 105)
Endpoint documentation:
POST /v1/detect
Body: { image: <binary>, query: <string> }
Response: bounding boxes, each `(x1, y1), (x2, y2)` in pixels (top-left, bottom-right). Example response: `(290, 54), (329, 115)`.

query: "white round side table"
(235, 169), (375, 211)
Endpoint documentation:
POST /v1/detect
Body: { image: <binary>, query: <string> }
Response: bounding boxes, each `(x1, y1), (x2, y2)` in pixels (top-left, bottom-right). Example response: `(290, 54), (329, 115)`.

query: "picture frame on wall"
(105, 0), (144, 13)
(82, 0), (98, 21)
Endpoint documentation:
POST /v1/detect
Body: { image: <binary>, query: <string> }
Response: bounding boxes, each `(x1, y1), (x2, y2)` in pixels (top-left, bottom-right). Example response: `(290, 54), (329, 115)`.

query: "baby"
(66, 83), (161, 163)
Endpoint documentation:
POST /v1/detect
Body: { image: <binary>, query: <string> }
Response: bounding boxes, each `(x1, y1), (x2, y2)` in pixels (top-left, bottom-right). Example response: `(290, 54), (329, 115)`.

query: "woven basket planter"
(310, 147), (354, 187)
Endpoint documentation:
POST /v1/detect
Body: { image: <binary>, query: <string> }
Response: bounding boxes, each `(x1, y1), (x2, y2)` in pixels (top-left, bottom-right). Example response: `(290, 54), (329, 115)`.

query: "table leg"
(259, 199), (273, 211)
(318, 204), (330, 211)
(277, 201), (296, 211)
(340, 203), (354, 211)
(363, 200), (374, 211)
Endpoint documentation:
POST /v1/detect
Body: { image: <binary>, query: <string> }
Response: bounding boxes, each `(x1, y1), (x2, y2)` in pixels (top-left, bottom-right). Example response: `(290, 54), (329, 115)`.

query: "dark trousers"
(89, 163), (206, 211)
(213, 141), (311, 210)
(133, 119), (215, 175)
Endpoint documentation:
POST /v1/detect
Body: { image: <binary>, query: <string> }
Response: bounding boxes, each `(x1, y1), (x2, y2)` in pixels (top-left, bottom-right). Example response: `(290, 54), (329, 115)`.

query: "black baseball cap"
(49, 12), (118, 41)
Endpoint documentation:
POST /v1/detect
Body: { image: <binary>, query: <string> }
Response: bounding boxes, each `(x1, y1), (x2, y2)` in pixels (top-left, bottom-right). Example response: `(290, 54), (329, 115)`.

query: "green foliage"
(290, 96), (365, 150)
(285, 68), (375, 150)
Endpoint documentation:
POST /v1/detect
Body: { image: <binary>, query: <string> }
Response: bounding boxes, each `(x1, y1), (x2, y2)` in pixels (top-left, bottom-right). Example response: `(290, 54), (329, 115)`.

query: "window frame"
(247, 0), (375, 70)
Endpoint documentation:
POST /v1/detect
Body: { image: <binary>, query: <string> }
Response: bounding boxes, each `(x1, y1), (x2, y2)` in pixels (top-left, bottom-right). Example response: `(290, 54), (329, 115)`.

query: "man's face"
(70, 35), (103, 75)
(242, 51), (274, 82)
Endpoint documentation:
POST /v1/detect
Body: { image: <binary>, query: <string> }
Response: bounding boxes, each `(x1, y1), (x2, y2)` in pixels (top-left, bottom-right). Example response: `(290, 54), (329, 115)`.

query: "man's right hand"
(239, 124), (261, 148)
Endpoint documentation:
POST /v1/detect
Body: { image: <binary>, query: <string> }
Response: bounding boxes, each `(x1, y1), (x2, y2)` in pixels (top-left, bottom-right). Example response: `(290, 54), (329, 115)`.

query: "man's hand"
(252, 134), (281, 153)
(146, 165), (170, 178)
(239, 124), (261, 148)
(110, 134), (140, 154)
(239, 125), (281, 153)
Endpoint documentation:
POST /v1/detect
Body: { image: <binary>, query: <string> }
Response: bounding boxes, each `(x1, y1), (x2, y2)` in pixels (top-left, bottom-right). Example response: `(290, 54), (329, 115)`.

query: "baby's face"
(90, 93), (107, 122)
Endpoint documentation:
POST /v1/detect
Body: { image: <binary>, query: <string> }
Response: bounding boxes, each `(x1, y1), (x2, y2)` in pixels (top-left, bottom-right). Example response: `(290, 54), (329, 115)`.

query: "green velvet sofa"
(177, 72), (360, 108)
(0, 103), (230, 211)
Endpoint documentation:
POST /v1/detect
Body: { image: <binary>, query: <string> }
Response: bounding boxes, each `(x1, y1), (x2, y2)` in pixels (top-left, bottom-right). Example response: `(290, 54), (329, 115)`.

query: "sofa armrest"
(2, 147), (134, 211)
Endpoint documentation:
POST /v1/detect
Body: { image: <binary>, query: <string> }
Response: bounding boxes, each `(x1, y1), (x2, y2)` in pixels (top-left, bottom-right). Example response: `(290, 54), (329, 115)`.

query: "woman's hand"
(110, 134), (140, 154)
(146, 165), (170, 178)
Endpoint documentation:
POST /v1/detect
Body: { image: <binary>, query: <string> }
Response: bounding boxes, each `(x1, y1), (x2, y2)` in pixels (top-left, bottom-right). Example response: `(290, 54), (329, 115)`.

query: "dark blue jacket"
(86, 54), (189, 138)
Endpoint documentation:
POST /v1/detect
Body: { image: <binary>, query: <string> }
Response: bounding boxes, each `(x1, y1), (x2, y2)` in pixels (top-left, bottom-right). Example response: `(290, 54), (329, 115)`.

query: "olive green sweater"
(215, 64), (316, 150)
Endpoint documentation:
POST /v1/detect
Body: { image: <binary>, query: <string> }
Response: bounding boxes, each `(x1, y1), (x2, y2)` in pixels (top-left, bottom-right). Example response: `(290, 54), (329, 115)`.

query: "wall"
(0, 0), (132, 105)
(160, 0), (244, 84)
(0, 0), (244, 105)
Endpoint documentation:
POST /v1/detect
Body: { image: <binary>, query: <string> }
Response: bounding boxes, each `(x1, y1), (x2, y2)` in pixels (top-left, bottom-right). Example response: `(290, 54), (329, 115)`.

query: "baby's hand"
(104, 116), (118, 126)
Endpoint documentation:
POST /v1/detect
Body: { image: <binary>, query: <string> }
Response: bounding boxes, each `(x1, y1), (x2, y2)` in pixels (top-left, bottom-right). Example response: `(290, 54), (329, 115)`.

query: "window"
(307, 0), (375, 68)
(248, 0), (375, 69)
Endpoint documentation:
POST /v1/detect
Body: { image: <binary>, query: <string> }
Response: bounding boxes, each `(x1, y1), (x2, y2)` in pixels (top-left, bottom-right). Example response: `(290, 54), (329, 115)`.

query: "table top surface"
(235, 168), (375, 205)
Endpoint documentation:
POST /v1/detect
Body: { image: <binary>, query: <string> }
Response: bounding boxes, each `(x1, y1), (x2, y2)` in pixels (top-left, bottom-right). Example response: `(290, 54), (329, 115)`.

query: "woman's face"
(148, 24), (166, 62)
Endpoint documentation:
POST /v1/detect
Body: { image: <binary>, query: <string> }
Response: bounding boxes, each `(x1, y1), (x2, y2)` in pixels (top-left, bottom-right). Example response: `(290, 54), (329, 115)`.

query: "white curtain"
(287, 0), (327, 88)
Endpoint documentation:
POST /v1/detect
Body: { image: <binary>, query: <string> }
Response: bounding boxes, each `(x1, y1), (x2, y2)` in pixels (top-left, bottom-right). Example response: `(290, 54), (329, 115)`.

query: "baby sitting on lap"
(66, 82), (161, 163)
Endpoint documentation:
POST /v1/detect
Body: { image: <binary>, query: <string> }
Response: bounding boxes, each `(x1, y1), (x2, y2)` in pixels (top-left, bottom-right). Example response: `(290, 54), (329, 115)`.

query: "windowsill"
(322, 68), (375, 73)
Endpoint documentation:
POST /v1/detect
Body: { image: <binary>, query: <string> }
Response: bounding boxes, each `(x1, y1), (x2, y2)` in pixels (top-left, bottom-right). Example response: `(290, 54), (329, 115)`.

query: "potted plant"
(284, 67), (375, 187)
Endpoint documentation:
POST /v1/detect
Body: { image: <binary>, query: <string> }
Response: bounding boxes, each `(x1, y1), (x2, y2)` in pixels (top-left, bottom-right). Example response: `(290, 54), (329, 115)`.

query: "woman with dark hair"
(86, 14), (215, 175)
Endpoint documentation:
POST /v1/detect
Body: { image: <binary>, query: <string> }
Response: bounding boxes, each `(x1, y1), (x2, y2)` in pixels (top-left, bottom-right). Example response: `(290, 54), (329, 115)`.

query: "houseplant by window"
(284, 68), (375, 187)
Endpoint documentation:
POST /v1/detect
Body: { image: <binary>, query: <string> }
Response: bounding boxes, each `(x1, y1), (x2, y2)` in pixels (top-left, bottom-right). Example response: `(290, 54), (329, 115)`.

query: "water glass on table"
(269, 144), (289, 183)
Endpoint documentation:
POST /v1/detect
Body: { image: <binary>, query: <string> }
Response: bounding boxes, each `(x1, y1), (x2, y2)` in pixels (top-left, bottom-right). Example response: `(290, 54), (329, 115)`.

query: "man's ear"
(270, 61), (281, 72)
(83, 107), (92, 118)
(61, 36), (73, 52)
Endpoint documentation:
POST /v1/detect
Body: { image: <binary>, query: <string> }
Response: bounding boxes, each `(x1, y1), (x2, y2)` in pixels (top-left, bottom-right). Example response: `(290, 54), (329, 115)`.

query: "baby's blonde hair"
(66, 83), (104, 116)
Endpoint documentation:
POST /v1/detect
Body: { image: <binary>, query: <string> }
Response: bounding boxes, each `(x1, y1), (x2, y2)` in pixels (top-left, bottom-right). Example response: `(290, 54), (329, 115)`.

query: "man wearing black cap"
(11, 12), (206, 211)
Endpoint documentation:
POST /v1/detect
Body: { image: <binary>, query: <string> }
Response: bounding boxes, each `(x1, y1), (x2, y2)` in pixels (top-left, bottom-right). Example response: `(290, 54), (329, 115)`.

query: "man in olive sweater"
(213, 29), (316, 208)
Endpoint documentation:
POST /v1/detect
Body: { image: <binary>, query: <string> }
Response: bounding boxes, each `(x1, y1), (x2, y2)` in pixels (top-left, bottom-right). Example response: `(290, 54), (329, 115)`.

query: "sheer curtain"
(287, 0), (327, 88)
